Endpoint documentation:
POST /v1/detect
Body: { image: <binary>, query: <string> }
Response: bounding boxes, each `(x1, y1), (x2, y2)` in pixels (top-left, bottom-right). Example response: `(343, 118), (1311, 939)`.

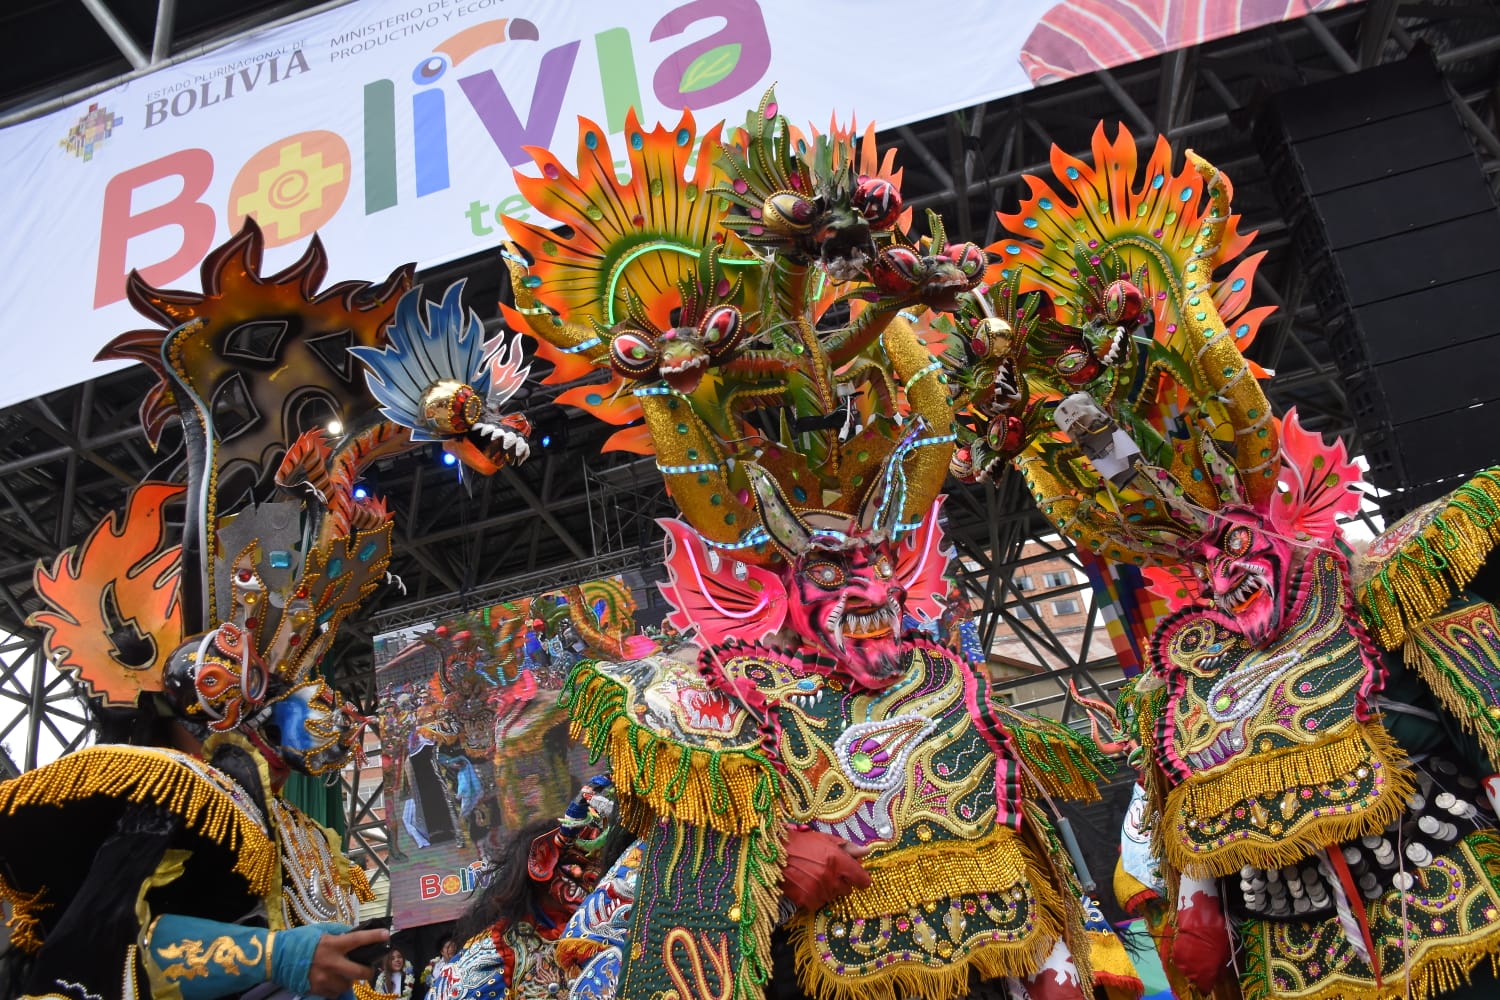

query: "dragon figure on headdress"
(985, 123), (1500, 1000)
(0, 219), (535, 999)
(496, 92), (1129, 1000)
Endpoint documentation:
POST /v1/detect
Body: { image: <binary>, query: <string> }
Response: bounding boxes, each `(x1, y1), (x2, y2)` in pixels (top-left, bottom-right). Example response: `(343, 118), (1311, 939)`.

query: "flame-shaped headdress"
(984, 126), (1362, 565)
(500, 96), (954, 565)
(31, 222), (411, 723)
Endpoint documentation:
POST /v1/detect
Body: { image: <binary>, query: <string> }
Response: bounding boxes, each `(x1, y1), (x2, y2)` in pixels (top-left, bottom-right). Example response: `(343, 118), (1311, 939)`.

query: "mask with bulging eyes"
(161, 624), (271, 735)
(1192, 510), (1295, 647)
(163, 626), (365, 775)
(744, 457), (921, 690)
(787, 542), (907, 688)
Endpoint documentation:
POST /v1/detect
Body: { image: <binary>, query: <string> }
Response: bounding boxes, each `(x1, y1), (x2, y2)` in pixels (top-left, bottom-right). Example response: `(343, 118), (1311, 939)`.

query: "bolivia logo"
(230, 130), (351, 245)
(60, 103), (123, 162)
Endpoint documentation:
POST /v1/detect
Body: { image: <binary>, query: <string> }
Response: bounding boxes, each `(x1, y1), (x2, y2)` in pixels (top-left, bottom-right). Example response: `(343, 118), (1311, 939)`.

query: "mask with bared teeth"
(744, 461), (913, 689)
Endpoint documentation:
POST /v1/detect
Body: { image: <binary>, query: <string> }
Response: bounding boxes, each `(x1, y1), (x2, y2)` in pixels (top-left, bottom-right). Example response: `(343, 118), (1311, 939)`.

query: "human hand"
(781, 827), (872, 913)
(305, 927), (388, 997)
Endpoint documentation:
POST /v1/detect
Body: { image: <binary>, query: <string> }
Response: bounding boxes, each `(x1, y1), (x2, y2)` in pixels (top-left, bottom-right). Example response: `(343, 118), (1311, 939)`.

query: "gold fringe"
(564, 665), (776, 837)
(827, 826), (1029, 919)
(347, 861), (374, 903)
(1403, 605), (1500, 770)
(0, 873), (47, 953)
(740, 819), (787, 1000)
(790, 905), (1060, 1000)
(1023, 800), (1094, 994)
(1172, 721), (1403, 818)
(1162, 722), (1414, 878)
(1357, 468), (1500, 650)
(0, 745), (276, 896)
(791, 821), (1073, 1000)
(555, 936), (607, 972)
(792, 936), (1056, 1000)
(352, 984), (402, 1000)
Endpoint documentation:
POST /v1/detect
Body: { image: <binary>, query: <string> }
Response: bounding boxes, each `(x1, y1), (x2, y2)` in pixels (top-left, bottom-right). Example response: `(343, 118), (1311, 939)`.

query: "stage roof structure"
(1, 0), (1498, 890)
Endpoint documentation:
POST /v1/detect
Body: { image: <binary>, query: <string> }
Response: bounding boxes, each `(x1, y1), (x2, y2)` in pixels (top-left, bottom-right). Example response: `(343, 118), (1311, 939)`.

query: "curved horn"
(744, 462), (812, 557)
(859, 421), (924, 540)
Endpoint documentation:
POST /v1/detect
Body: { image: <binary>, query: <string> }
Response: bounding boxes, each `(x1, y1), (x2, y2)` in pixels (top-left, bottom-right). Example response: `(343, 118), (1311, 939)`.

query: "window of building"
(1015, 575), (1034, 592)
(1013, 602), (1034, 619)
(1042, 571), (1074, 589)
(1052, 598), (1082, 616)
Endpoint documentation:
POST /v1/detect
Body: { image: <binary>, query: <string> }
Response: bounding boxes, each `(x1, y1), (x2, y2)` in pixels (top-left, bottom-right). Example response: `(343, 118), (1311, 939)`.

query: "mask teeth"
(827, 595), (848, 651)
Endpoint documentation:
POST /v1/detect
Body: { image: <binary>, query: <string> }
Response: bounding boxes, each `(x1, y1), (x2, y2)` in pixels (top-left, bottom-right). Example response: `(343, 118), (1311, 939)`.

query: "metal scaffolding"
(2, 2), (1499, 890)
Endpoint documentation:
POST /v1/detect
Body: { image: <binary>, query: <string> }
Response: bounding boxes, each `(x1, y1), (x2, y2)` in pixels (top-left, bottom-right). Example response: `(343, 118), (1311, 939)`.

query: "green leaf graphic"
(680, 43), (741, 94)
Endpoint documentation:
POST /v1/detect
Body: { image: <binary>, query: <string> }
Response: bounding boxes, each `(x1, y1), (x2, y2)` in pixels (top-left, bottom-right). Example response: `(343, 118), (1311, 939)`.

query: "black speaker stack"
(1254, 52), (1500, 518)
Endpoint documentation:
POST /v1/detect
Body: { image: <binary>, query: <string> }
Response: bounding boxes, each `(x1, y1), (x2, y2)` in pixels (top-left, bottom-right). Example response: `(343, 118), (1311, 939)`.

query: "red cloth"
(1172, 890), (1230, 993)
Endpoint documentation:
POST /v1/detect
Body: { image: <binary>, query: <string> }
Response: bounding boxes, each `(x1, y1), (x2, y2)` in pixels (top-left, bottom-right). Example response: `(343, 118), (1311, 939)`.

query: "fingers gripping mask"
(529, 776), (617, 909)
(1193, 510), (1294, 647)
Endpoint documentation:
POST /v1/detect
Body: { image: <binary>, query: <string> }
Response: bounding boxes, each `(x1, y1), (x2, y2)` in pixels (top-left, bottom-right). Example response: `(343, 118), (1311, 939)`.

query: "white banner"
(0, 0), (1351, 409)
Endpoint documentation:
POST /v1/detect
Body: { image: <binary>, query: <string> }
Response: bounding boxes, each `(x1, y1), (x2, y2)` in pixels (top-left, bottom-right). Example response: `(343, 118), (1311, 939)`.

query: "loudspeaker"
(1255, 52), (1500, 518)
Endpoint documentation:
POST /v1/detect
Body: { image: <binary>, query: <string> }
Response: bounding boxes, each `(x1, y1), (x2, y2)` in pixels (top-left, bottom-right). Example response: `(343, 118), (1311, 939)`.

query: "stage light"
(443, 452), (457, 466)
(540, 435), (552, 448)
(326, 419), (343, 436)
(353, 487), (368, 500)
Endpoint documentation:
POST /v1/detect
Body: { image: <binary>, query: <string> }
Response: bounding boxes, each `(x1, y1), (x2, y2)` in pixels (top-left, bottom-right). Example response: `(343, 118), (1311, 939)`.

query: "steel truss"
(1, 2), (1498, 894)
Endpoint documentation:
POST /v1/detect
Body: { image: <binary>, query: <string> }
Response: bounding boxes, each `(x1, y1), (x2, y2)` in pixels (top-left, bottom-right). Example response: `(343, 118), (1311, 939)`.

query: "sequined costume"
(0, 221), (534, 998)
(496, 92), (1119, 1000)
(979, 123), (1500, 1000)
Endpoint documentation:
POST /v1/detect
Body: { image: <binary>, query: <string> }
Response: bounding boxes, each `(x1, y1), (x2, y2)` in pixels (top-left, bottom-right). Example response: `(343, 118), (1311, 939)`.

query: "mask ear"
(744, 463), (813, 557)
(657, 519), (787, 647)
(894, 497), (951, 624)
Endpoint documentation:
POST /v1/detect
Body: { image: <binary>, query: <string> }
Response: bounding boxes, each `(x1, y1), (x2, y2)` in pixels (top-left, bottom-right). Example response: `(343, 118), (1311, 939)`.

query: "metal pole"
(78, 0), (149, 70)
(151, 0), (178, 63)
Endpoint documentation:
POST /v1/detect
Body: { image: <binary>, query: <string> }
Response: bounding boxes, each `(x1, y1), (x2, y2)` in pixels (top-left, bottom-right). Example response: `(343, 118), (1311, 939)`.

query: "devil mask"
(745, 463), (922, 689)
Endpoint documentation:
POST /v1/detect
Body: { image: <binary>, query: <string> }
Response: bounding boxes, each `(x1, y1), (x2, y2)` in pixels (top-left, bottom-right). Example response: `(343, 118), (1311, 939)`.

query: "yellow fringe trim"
(791, 821), (1073, 1000)
(1024, 799), (1095, 994)
(1088, 929), (1144, 998)
(563, 664), (777, 837)
(1163, 721), (1414, 877)
(1170, 721), (1400, 817)
(0, 873), (48, 954)
(1403, 605), (1500, 770)
(0, 745), (276, 896)
(352, 984), (402, 1000)
(555, 936), (607, 972)
(792, 935), (1056, 1000)
(1357, 468), (1500, 650)
(827, 826), (1028, 920)
(347, 861), (374, 903)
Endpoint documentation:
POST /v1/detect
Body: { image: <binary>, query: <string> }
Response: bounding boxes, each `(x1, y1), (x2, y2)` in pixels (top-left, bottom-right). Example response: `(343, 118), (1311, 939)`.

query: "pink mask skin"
(785, 543), (908, 689)
(1193, 509), (1295, 648)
